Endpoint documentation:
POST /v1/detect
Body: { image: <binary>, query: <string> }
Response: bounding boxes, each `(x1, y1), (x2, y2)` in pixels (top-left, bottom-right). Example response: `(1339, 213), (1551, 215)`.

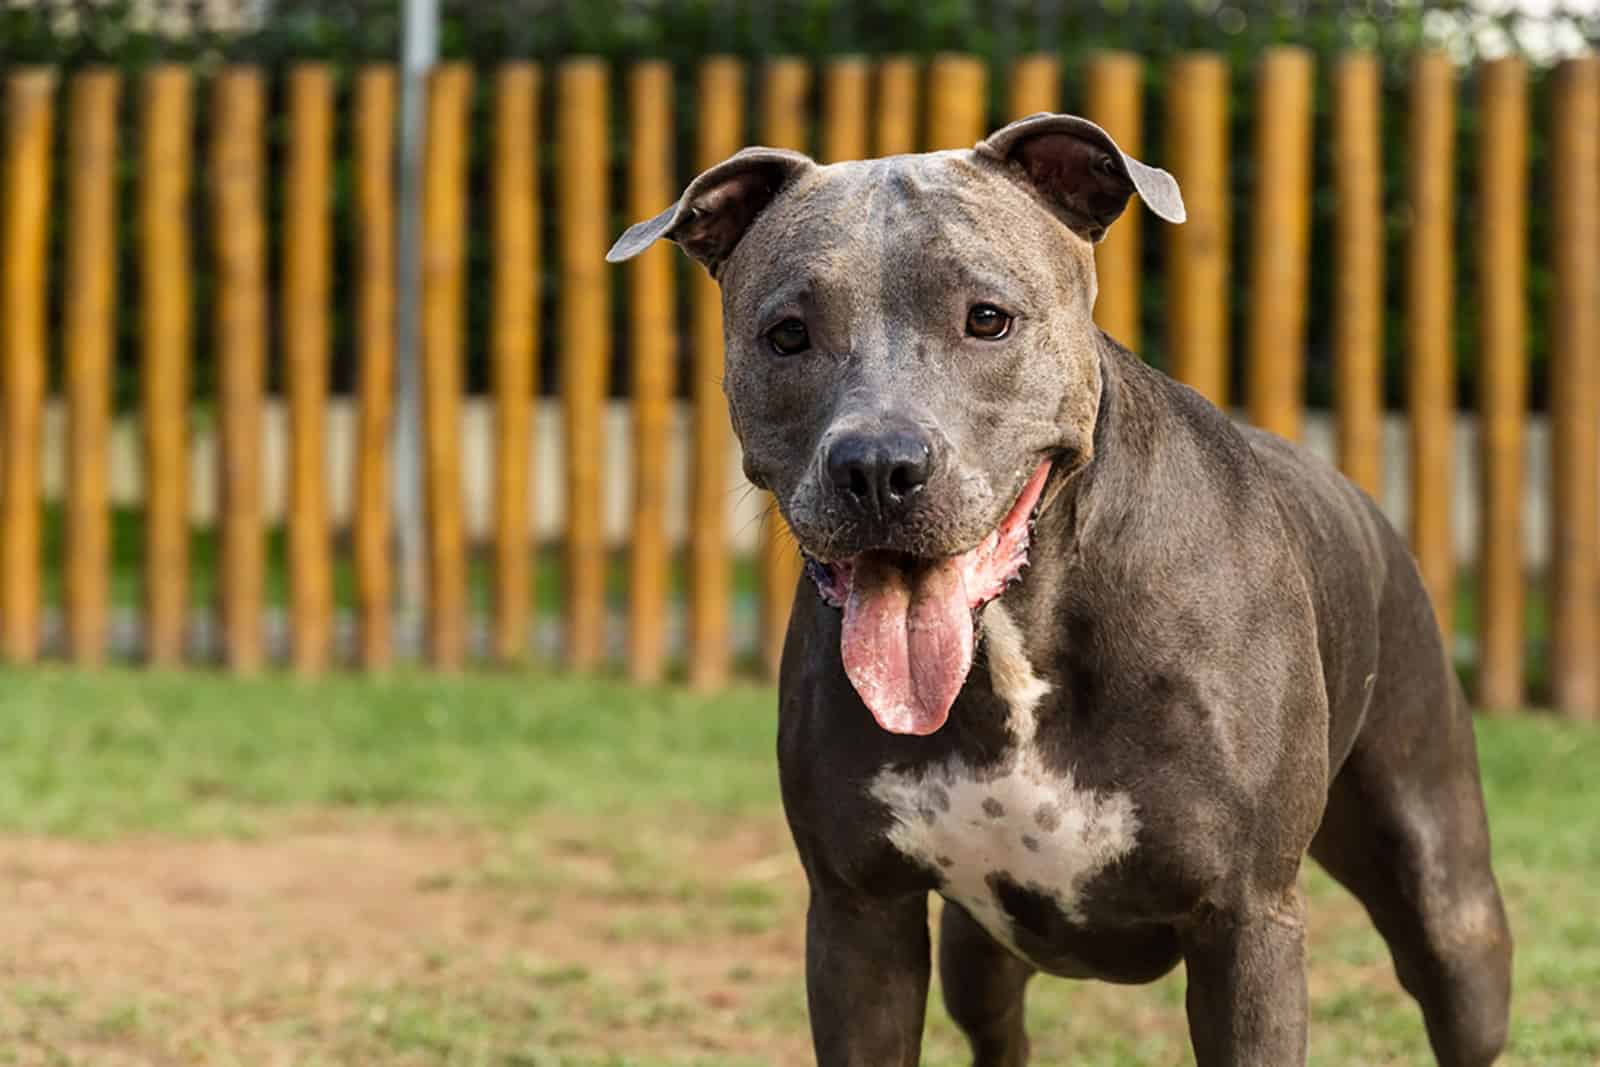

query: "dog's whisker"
(734, 508), (771, 541)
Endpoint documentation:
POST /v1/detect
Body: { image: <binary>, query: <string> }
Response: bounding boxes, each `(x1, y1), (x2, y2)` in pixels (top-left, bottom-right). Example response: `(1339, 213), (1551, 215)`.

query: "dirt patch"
(0, 813), (816, 1066)
(6, 819), (489, 984)
(0, 812), (1468, 1066)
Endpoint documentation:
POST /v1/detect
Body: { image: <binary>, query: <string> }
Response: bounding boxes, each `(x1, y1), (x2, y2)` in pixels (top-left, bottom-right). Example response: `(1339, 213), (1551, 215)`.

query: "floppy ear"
(606, 147), (814, 276)
(976, 113), (1185, 242)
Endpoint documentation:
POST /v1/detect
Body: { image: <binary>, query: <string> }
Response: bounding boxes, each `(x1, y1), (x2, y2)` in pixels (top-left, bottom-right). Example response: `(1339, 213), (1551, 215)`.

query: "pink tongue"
(840, 554), (974, 735)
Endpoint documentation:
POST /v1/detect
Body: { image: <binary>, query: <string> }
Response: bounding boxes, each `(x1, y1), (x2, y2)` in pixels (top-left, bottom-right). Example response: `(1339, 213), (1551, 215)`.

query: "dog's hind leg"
(1312, 657), (1512, 1067)
(940, 901), (1035, 1067)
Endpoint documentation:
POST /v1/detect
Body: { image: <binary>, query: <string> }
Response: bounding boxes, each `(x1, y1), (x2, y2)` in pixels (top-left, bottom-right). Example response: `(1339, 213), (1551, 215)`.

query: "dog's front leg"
(1181, 894), (1309, 1067)
(805, 886), (930, 1067)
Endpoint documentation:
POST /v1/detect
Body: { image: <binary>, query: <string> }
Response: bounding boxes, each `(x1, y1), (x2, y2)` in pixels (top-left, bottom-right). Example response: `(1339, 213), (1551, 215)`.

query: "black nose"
(825, 429), (934, 516)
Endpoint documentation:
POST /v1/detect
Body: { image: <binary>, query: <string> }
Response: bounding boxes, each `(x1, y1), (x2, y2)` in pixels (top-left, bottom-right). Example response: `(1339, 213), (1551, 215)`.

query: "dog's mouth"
(801, 459), (1052, 737)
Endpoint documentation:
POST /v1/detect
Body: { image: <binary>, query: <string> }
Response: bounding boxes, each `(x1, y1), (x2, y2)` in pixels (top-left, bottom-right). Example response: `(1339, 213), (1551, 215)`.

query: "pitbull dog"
(608, 114), (1512, 1066)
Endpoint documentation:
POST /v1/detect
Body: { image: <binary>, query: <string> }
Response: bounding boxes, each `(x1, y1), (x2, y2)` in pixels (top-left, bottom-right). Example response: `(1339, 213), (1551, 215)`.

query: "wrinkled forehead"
(720, 151), (1092, 317)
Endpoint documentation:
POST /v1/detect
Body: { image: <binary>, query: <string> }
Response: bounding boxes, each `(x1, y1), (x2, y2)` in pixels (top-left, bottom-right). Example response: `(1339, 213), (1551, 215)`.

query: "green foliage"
(4, 1), (1596, 410)
(0, 667), (782, 834)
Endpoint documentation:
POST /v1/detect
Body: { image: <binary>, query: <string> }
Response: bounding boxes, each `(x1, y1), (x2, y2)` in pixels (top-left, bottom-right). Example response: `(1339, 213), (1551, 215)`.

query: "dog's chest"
(867, 606), (1141, 957)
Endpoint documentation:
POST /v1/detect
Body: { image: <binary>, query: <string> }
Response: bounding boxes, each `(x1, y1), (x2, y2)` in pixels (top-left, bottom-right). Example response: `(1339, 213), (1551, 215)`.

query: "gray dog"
(608, 113), (1512, 1067)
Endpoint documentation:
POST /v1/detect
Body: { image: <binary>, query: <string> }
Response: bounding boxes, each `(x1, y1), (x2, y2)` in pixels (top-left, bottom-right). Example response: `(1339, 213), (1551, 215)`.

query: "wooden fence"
(0, 51), (1597, 720)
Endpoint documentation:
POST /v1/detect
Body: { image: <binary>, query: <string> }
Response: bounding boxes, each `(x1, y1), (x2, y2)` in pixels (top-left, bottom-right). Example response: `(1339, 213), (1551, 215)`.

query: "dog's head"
(610, 114), (1184, 735)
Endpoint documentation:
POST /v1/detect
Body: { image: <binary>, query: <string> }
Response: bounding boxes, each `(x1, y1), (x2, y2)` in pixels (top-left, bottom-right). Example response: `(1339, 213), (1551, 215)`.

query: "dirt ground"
(0, 814), (818, 1066)
(2, 808), (1587, 1066)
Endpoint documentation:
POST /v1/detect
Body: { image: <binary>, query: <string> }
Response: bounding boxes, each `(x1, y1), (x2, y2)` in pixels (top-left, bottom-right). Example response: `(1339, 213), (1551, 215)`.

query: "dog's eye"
(966, 304), (1012, 340)
(766, 318), (811, 356)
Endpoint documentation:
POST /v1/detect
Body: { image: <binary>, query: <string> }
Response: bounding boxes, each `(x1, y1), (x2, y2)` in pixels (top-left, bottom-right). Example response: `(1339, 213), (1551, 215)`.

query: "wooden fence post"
(492, 63), (539, 665)
(1549, 55), (1599, 720)
(1246, 47), (1313, 442)
(627, 61), (675, 684)
(0, 69), (54, 665)
(758, 57), (811, 681)
(559, 59), (611, 671)
(63, 69), (119, 666)
(763, 59), (810, 150)
(212, 67), (267, 673)
(1333, 52), (1384, 500)
(1476, 56), (1528, 713)
(1406, 52), (1457, 645)
(140, 66), (192, 666)
(354, 65), (396, 669)
(875, 56), (918, 157)
(422, 64), (472, 670)
(284, 64), (334, 674)
(926, 53), (985, 151)
(1164, 52), (1229, 406)
(1008, 53), (1060, 120)
(688, 57), (742, 689)
(1086, 51), (1143, 352)
(821, 57), (869, 163)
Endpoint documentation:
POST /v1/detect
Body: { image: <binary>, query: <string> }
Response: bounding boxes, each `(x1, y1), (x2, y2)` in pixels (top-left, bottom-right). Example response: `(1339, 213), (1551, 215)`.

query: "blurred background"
(1, 0), (1598, 704)
(1, 3), (1599, 1064)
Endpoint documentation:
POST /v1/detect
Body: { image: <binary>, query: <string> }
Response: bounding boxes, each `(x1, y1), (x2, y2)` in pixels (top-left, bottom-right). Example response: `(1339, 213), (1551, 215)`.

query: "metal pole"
(394, 0), (438, 654)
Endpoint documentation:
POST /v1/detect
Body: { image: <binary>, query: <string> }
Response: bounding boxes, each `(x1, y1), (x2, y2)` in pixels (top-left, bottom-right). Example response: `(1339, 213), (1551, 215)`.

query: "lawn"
(0, 669), (1595, 1066)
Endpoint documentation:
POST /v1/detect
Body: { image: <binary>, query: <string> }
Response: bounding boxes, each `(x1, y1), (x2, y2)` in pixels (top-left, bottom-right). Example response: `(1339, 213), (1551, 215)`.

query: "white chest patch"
(867, 604), (1140, 955)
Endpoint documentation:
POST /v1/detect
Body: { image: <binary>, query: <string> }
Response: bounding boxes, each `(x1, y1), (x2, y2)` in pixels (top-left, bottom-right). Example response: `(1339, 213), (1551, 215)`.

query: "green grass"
(0, 669), (778, 837)
(0, 668), (1595, 1064)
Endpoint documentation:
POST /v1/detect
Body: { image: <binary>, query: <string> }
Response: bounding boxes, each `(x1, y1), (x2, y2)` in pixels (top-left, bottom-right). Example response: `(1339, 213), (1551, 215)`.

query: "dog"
(608, 112), (1512, 1067)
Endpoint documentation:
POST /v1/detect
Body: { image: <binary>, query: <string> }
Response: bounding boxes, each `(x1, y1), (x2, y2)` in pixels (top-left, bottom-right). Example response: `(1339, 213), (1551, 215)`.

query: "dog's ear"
(607, 147), (814, 276)
(976, 113), (1184, 242)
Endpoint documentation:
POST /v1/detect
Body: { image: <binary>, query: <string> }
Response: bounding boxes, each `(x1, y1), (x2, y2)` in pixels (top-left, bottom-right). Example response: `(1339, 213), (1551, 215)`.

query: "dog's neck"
(1031, 333), (1154, 561)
